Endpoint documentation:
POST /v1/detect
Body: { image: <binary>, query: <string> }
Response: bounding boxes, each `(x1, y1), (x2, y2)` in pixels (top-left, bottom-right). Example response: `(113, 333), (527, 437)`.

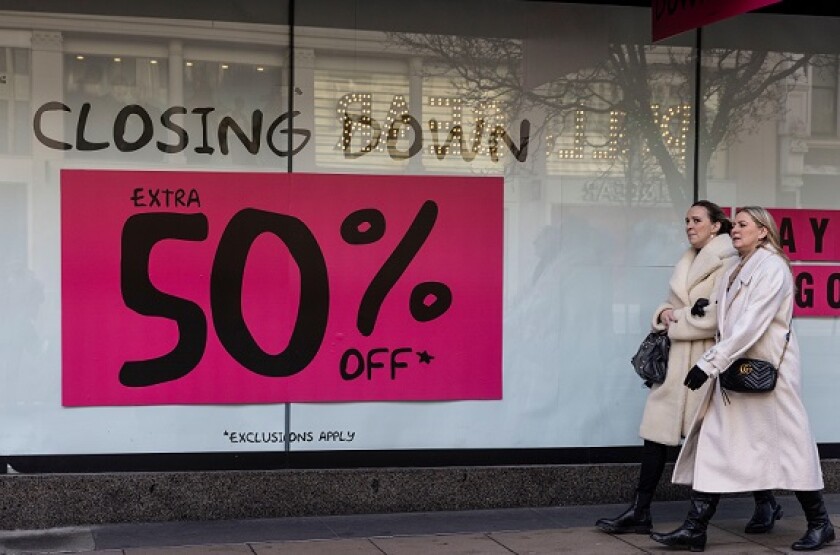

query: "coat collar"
(669, 234), (737, 303)
(687, 234), (737, 289)
(731, 245), (776, 288)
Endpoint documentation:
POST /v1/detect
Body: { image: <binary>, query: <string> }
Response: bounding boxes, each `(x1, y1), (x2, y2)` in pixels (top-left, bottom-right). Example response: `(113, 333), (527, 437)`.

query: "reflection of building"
(781, 54), (840, 207)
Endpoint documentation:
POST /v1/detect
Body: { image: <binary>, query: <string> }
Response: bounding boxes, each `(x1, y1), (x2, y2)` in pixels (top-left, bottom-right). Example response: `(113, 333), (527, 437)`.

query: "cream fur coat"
(639, 234), (737, 446)
(672, 246), (823, 492)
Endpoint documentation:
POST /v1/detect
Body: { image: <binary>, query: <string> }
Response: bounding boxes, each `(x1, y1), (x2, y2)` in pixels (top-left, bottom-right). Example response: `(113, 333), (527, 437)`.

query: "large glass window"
(0, 47), (30, 155)
(810, 55), (838, 137)
(3, 1), (840, 463)
(291, 1), (696, 450)
(702, 14), (840, 441)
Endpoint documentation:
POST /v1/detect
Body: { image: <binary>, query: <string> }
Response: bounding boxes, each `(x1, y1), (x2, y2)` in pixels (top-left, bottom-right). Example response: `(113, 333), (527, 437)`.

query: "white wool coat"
(640, 234), (738, 446)
(672, 246), (823, 492)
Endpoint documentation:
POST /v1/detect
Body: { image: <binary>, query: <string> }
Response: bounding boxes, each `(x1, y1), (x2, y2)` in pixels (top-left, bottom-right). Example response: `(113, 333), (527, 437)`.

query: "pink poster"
(793, 266), (840, 317)
(754, 208), (840, 317)
(766, 208), (840, 262)
(652, 0), (781, 42)
(61, 170), (503, 406)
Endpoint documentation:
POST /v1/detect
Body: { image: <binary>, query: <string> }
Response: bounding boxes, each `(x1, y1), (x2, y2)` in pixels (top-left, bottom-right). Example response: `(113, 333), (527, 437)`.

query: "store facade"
(2, 0), (840, 517)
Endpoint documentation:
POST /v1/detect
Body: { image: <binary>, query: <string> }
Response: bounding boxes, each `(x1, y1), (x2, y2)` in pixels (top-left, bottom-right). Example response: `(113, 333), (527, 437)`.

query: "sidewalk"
(1, 494), (838, 554)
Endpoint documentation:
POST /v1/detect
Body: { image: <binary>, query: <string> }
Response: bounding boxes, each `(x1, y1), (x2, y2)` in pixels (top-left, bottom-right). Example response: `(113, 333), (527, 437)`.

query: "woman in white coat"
(597, 201), (763, 534)
(651, 207), (835, 552)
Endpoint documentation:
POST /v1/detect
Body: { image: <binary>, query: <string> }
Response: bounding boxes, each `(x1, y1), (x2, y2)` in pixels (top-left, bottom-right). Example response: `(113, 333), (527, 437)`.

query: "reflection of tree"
(389, 32), (810, 206)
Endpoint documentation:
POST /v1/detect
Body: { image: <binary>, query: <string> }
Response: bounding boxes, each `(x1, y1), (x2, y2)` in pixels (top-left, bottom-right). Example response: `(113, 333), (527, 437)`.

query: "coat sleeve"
(664, 262), (724, 342)
(696, 260), (787, 377)
(667, 298), (718, 341)
(651, 301), (673, 332)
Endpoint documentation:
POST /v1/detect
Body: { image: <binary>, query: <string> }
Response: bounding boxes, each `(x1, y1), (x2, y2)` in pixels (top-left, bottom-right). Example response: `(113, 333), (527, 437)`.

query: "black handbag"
(718, 331), (790, 403)
(719, 358), (778, 392)
(631, 331), (670, 387)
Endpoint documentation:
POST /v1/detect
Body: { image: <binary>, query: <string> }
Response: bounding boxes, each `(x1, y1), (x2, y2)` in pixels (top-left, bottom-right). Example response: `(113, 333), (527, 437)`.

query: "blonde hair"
(736, 206), (792, 272)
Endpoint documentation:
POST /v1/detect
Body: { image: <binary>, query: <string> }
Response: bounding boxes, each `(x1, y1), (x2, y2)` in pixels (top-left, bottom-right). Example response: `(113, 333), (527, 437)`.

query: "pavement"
(1, 494), (839, 554)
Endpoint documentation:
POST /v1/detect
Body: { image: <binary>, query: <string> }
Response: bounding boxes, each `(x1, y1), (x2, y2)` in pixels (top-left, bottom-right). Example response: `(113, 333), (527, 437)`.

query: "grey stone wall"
(1, 461), (838, 529)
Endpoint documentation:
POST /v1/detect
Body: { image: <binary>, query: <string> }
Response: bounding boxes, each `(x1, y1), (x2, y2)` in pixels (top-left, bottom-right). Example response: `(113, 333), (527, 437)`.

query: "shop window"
(183, 60), (284, 166)
(65, 54), (167, 108)
(63, 53), (168, 160)
(810, 55), (838, 137)
(314, 60), (412, 171)
(0, 47), (31, 155)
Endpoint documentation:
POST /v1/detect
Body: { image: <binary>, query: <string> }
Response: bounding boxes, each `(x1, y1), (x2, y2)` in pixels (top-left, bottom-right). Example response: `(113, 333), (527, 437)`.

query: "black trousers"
(638, 439), (668, 494)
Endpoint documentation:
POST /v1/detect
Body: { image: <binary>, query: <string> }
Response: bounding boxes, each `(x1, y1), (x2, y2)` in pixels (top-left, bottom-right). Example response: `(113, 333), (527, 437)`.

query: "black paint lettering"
(409, 282), (453, 322)
(114, 104), (154, 152)
(366, 348), (388, 379)
(386, 115), (423, 160)
(218, 110), (262, 155)
(130, 188), (146, 206)
(341, 113), (381, 159)
(795, 272), (814, 308)
(390, 347), (411, 379)
(191, 107), (215, 154)
(120, 213), (209, 387)
(810, 218), (829, 254)
(340, 349), (365, 380)
(76, 102), (110, 151)
(266, 110), (311, 157)
(779, 217), (795, 253)
(828, 273), (840, 309)
(356, 201), (439, 336)
(33, 101), (72, 150)
(158, 106), (188, 153)
(488, 120), (530, 162)
(211, 208), (329, 377)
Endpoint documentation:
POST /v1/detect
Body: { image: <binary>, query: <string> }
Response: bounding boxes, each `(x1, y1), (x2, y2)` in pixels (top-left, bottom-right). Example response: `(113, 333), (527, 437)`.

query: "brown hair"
(692, 200), (732, 235)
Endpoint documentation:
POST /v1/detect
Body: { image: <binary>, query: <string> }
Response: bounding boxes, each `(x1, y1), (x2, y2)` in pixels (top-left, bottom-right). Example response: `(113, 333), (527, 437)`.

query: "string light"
(593, 111), (624, 160)
(382, 95), (410, 148)
(557, 110), (585, 159)
(329, 92), (691, 163)
(336, 93), (374, 152)
(428, 96), (463, 156)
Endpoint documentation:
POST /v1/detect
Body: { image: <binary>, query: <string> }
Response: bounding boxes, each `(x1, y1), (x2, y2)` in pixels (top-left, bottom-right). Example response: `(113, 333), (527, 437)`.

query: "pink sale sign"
(61, 170), (503, 406)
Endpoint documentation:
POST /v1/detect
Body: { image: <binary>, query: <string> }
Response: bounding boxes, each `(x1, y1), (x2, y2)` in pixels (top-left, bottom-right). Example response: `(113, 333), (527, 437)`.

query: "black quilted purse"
(718, 331), (789, 403)
(631, 331), (670, 387)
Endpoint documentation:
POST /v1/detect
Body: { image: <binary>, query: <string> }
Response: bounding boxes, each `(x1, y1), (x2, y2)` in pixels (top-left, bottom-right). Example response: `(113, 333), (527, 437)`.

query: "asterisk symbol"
(417, 350), (434, 364)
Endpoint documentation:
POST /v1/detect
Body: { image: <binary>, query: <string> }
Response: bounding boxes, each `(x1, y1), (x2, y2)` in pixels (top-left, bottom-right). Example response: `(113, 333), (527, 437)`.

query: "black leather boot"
(650, 490), (720, 552)
(792, 490), (835, 551)
(595, 490), (653, 534)
(745, 490), (782, 533)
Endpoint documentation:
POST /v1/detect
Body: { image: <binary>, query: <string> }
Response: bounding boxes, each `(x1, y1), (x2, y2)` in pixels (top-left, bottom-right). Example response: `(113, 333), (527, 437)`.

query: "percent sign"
(340, 200), (453, 336)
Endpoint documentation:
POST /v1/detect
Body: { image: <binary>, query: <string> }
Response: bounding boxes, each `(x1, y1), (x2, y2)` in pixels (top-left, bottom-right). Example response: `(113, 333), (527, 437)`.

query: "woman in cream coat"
(651, 207), (835, 552)
(598, 201), (754, 535)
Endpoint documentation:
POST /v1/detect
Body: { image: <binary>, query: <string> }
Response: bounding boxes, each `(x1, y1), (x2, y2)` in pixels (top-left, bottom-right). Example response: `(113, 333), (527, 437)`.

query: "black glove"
(691, 298), (710, 317)
(684, 365), (709, 390)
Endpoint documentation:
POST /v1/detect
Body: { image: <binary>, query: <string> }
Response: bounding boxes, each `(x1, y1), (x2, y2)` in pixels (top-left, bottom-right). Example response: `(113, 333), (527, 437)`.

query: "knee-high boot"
(650, 490), (720, 552)
(595, 489), (654, 534)
(596, 440), (665, 534)
(745, 490), (783, 533)
(792, 490), (835, 551)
